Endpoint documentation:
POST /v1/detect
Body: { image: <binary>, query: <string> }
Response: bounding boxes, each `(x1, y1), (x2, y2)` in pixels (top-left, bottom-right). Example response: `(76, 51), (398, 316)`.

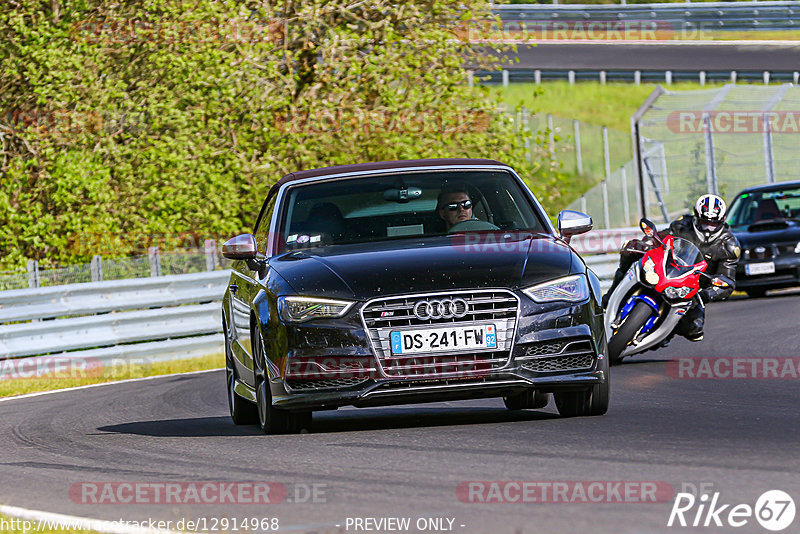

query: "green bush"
(0, 0), (563, 270)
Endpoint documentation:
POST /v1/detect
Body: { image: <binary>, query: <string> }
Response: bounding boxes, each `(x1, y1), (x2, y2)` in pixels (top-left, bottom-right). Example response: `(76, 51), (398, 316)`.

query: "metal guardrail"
(0, 271), (230, 375)
(494, 2), (800, 32)
(479, 69), (800, 86)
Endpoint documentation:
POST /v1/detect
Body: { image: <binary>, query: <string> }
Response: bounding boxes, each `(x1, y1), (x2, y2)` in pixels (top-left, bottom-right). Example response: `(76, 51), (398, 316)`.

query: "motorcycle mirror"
(640, 218), (657, 237)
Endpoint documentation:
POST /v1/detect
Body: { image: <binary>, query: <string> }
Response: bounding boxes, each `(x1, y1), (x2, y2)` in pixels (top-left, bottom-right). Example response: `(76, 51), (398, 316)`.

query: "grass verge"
(0, 353), (224, 399)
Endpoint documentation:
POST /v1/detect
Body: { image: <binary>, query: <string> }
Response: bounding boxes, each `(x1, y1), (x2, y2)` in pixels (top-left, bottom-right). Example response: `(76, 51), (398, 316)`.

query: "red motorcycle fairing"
(641, 235), (707, 300)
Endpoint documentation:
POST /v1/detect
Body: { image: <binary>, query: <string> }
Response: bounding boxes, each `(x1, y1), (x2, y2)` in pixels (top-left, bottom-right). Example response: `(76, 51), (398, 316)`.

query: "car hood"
(732, 219), (800, 248)
(269, 234), (577, 300)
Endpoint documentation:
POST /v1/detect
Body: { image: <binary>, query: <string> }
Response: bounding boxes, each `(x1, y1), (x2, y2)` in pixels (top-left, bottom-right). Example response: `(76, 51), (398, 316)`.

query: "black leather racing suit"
(604, 215), (741, 340)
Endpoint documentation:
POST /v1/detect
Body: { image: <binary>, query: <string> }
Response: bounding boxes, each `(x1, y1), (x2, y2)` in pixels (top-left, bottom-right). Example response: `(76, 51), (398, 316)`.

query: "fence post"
(580, 196), (587, 215)
(602, 126), (611, 183)
(27, 260), (40, 289)
(702, 113), (719, 195)
(763, 116), (776, 184)
(602, 180), (610, 229)
(90, 255), (103, 282)
(621, 167), (631, 227)
(547, 114), (555, 154)
(204, 240), (219, 271)
(148, 246), (162, 277)
(573, 119), (583, 174)
(467, 70), (474, 87)
(502, 69), (509, 88)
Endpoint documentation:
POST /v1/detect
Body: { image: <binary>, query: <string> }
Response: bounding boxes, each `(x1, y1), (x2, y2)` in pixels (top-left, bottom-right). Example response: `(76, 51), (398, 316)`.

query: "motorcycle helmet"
(693, 194), (727, 242)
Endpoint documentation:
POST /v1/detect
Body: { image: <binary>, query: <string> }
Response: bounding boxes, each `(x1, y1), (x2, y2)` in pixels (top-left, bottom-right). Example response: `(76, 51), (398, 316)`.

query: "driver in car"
(437, 184), (475, 231)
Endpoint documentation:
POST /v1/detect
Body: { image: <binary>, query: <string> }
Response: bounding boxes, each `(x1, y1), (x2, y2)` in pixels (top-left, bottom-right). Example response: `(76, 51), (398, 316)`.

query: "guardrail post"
(763, 71), (770, 85)
(502, 69), (509, 88)
(731, 70), (737, 84)
(90, 255), (103, 282)
(534, 70), (541, 84)
(27, 260), (39, 289)
(699, 71), (706, 86)
(665, 71), (672, 85)
(204, 240), (218, 271)
(602, 126), (611, 184)
(573, 119), (583, 174)
(621, 167), (630, 226)
(568, 70), (575, 85)
(634, 70), (641, 86)
(794, 72), (799, 85)
(148, 247), (162, 277)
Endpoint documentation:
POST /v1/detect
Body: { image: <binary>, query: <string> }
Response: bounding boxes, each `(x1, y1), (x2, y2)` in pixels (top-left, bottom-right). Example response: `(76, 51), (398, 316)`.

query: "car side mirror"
(222, 234), (258, 260)
(557, 210), (593, 243)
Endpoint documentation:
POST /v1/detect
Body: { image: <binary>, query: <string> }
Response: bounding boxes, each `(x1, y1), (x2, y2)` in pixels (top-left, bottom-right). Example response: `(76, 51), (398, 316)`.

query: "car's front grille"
(516, 338), (596, 373)
(361, 290), (518, 378)
(286, 377), (369, 391)
(521, 354), (594, 373)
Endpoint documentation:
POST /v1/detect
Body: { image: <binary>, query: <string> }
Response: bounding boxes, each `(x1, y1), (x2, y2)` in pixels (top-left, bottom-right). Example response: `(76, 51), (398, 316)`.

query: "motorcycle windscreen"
(665, 237), (704, 277)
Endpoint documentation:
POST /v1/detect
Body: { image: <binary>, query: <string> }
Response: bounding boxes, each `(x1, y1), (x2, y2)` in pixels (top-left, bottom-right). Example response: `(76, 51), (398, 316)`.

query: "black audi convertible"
(221, 159), (609, 433)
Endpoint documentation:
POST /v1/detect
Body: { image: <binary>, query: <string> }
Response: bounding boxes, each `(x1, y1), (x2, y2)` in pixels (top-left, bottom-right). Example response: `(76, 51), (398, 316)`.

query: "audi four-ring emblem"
(413, 298), (469, 320)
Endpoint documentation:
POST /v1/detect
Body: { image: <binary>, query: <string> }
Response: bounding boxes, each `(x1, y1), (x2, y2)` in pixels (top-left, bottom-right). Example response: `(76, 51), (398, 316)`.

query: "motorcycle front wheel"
(608, 301), (654, 365)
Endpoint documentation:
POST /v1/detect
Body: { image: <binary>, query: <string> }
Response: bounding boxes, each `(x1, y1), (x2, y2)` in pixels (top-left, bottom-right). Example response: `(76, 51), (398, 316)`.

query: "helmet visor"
(698, 219), (723, 233)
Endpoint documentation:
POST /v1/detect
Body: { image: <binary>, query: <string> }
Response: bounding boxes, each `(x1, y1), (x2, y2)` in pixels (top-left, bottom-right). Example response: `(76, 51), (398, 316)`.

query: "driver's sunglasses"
(446, 200), (473, 211)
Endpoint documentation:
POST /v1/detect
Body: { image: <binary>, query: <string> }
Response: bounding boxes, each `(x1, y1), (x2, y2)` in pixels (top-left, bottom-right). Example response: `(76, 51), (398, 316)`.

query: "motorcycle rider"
(602, 194), (740, 341)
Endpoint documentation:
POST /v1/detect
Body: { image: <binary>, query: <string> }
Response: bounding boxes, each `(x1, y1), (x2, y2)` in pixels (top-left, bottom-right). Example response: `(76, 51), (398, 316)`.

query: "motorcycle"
(604, 218), (731, 364)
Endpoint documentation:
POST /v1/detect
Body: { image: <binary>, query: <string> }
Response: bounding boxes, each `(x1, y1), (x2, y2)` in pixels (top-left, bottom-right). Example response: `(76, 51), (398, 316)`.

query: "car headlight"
(277, 296), (355, 323)
(523, 274), (589, 303)
(664, 286), (692, 300)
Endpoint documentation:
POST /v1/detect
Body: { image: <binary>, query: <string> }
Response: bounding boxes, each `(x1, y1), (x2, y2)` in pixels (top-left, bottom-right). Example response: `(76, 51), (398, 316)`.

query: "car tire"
(608, 301), (653, 365)
(554, 353), (610, 417)
(503, 390), (549, 410)
(227, 364), (258, 425)
(252, 329), (308, 434)
(746, 288), (767, 298)
(224, 325), (258, 425)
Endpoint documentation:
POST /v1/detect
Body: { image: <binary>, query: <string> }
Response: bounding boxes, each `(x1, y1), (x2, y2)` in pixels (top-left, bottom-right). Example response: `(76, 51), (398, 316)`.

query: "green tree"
(0, 0), (554, 269)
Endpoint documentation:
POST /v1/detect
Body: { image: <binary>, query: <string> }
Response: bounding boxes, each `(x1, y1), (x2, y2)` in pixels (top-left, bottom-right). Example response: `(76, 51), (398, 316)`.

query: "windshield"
(666, 237), (704, 277)
(727, 186), (800, 226)
(277, 170), (547, 251)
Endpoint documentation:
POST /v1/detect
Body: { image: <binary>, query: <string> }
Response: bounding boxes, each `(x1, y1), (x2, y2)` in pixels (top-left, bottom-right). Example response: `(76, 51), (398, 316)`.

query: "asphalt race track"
(1, 291), (798, 534)
(508, 43), (800, 71)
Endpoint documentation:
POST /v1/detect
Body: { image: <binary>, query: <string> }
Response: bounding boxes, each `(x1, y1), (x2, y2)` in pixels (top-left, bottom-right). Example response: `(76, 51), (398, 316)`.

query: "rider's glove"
(698, 288), (714, 304)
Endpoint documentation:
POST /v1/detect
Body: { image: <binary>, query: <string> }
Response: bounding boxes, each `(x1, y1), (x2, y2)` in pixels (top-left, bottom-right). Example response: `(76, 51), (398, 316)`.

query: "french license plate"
(390, 324), (497, 355)
(746, 262), (775, 275)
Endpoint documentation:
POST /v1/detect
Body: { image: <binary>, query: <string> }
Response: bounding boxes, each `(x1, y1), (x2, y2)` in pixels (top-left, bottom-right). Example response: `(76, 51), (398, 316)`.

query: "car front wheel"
(554, 355), (610, 417)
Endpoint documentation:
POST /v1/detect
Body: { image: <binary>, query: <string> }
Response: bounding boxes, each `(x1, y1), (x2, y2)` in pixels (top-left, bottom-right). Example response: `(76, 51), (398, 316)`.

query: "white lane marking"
(0, 504), (177, 534)
(0, 368), (223, 403)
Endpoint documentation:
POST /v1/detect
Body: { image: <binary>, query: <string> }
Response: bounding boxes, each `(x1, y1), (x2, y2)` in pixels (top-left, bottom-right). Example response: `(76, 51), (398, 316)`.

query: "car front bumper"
(736, 256), (800, 290)
(267, 299), (607, 411)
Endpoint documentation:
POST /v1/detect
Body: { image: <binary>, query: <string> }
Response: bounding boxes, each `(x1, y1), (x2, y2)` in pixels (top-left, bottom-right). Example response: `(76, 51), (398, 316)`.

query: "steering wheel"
(448, 219), (500, 233)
